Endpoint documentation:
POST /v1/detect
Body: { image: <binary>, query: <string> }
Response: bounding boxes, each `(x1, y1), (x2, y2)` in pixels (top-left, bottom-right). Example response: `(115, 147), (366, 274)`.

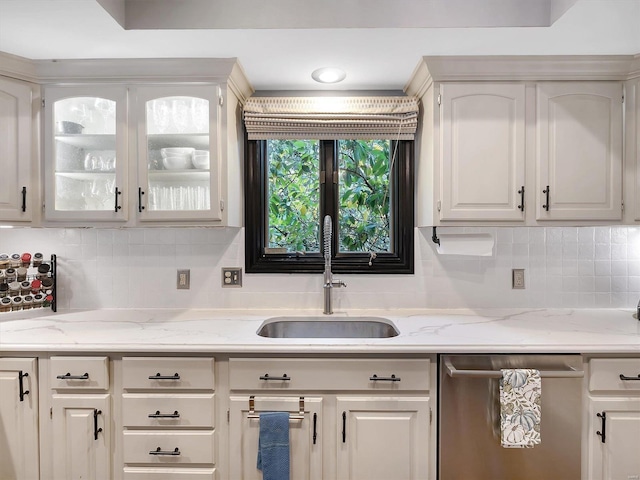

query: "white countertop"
(1, 308), (639, 354)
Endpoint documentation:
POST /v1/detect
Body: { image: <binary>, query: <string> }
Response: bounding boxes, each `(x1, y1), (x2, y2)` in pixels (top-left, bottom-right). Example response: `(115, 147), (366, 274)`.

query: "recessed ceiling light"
(311, 67), (346, 84)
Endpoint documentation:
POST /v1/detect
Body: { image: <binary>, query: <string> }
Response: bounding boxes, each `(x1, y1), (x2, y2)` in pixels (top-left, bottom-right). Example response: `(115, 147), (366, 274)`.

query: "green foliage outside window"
(267, 139), (391, 254)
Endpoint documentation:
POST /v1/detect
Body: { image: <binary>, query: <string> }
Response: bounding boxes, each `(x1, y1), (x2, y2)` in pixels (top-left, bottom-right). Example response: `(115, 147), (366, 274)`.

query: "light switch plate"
(222, 267), (242, 288)
(512, 269), (525, 289)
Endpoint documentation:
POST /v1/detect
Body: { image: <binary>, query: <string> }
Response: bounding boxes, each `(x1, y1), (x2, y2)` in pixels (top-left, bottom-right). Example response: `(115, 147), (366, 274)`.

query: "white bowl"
(162, 155), (192, 170)
(192, 154), (210, 169)
(160, 147), (194, 159)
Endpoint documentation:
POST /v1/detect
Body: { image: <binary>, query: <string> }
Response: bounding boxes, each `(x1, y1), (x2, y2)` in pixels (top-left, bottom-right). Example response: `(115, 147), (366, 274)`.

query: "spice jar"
(10, 254), (21, 268)
(16, 267), (28, 282)
(32, 253), (43, 267)
(0, 297), (11, 312)
(30, 279), (42, 294)
(41, 278), (54, 291)
(22, 295), (33, 310)
(8, 281), (21, 297)
(20, 281), (31, 295)
(21, 253), (31, 267)
(33, 294), (44, 308)
(5, 268), (16, 282)
(0, 254), (9, 270)
(0, 283), (8, 298)
(11, 296), (23, 311)
(37, 263), (51, 279)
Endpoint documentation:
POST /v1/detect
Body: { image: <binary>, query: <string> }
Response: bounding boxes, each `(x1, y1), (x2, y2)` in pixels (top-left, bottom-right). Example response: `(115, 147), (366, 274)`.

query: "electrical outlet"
(512, 269), (525, 289)
(222, 267), (242, 288)
(177, 269), (190, 289)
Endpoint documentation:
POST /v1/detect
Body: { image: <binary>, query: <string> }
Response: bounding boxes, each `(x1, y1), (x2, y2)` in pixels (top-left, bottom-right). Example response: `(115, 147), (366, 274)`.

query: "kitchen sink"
(257, 316), (399, 338)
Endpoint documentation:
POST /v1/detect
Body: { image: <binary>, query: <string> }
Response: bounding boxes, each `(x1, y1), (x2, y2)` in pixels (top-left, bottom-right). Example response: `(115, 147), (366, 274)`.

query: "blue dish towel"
(257, 412), (290, 480)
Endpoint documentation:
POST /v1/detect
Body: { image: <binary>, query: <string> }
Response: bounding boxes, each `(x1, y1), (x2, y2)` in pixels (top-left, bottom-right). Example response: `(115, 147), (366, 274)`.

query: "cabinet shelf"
(55, 171), (116, 180)
(148, 133), (209, 150)
(148, 170), (210, 181)
(55, 134), (116, 150)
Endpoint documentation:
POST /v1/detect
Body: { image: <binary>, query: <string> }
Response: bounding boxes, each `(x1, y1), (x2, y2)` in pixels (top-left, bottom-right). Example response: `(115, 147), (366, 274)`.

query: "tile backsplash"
(1, 226), (639, 311)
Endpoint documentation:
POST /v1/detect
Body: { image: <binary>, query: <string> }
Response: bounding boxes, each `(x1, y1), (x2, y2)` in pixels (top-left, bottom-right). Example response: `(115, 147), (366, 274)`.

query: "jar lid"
(10, 254), (20, 261)
(34, 252), (43, 259)
(21, 253), (31, 260)
(9, 281), (21, 291)
(21, 281), (31, 288)
(1, 297), (11, 305)
(17, 267), (27, 275)
(0, 254), (8, 260)
(0, 284), (8, 291)
(38, 264), (51, 274)
(42, 278), (54, 288)
(23, 295), (33, 302)
(11, 296), (23, 304)
(31, 279), (42, 288)
(33, 294), (44, 301)
(5, 268), (15, 275)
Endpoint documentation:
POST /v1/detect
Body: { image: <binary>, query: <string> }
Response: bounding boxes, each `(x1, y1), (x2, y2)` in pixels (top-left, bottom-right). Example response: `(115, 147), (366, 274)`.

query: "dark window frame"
(245, 138), (414, 274)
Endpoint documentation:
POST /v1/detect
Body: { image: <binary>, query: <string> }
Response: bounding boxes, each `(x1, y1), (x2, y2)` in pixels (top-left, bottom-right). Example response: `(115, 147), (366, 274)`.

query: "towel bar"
(246, 395), (306, 420)
(444, 358), (584, 378)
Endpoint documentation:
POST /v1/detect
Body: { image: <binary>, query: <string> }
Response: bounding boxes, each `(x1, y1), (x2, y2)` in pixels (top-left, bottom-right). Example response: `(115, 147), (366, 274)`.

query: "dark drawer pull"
(596, 412), (606, 443)
(620, 374), (640, 381)
(19, 371), (29, 402)
(260, 373), (290, 381)
(93, 409), (103, 440)
(149, 447), (181, 456)
(57, 372), (89, 380)
(148, 410), (180, 418)
(149, 373), (181, 380)
(370, 374), (401, 382)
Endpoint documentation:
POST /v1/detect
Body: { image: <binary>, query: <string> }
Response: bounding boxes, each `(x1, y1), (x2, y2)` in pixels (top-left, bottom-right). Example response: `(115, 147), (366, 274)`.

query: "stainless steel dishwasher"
(439, 354), (584, 480)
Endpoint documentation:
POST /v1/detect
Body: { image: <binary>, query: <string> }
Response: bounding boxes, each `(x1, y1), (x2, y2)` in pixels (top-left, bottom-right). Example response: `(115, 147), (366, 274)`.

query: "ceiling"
(0, 0), (639, 91)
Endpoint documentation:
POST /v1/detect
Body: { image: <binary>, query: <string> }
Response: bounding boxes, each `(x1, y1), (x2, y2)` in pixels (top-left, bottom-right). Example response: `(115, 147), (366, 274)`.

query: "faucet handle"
(333, 279), (347, 288)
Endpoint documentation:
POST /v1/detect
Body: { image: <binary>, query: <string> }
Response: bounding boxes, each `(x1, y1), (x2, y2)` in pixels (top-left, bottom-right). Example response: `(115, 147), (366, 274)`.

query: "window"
(245, 137), (414, 274)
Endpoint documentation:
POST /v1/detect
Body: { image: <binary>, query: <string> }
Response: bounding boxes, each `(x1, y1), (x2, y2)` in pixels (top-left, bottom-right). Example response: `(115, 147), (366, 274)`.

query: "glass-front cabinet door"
(44, 86), (128, 221)
(134, 85), (222, 222)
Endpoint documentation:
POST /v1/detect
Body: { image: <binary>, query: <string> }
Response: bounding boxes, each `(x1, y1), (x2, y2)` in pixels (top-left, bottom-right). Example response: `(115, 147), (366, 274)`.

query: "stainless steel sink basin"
(257, 316), (399, 338)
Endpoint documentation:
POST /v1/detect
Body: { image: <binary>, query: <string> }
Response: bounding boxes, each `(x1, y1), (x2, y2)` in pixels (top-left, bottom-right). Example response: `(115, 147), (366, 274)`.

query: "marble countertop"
(1, 308), (639, 354)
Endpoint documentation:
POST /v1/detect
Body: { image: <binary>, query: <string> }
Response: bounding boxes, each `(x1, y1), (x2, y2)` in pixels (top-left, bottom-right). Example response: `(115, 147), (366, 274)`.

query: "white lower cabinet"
(228, 357), (434, 480)
(228, 395), (324, 480)
(51, 394), (111, 480)
(336, 397), (431, 480)
(586, 358), (640, 480)
(0, 358), (39, 480)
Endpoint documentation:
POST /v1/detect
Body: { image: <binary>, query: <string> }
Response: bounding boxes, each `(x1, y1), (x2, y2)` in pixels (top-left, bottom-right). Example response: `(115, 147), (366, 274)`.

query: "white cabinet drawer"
(123, 431), (215, 465)
(590, 358), (640, 392)
(50, 356), (109, 390)
(229, 358), (430, 391)
(122, 394), (215, 428)
(122, 357), (215, 390)
(123, 468), (216, 479)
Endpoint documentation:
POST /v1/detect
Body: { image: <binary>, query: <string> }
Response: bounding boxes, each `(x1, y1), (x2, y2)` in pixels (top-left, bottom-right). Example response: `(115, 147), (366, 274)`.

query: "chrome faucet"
(323, 215), (346, 314)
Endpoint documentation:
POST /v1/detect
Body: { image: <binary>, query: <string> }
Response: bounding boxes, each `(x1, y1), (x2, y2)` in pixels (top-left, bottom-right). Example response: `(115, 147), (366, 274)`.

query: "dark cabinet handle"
(259, 374), (291, 381)
(148, 410), (180, 418)
(313, 412), (318, 445)
(517, 186), (525, 212)
(93, 409), (103, 440)
(148, 373), (180, 380)
(138, 187), (145, 212)
(21, 186), (27, 212)
(596, 412), (606, 443)
(342, 411), (346, 443)
(620, 374), (640, 381)
(114, 187), (122, 212)
(19, 371), (29, 402)
(149, 447), (181, 456)
(57, 372), (89, 380)
(370, 374), (401, 382)
(542, 185), (550, 211)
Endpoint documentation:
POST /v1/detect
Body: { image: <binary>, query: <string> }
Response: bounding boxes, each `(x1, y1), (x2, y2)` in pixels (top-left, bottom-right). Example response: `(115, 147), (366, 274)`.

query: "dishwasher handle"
(444, 358), (584, 378)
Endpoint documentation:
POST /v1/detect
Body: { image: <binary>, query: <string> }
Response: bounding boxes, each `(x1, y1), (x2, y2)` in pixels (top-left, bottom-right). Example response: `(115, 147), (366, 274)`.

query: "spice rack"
(0, 253), (57, 313)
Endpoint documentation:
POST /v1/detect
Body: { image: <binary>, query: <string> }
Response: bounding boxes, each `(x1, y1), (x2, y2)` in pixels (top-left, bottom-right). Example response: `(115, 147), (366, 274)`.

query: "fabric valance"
(243, 96), (419, 140)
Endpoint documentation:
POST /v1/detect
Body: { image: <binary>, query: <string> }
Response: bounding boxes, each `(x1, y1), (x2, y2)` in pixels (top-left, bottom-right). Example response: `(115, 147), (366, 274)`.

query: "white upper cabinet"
(133, 85), (222, 222)
(0, 77), (35, 222)
(44, 86), (128, 222)
(439, 83), (526, 221)
(536, 82), (623, 221)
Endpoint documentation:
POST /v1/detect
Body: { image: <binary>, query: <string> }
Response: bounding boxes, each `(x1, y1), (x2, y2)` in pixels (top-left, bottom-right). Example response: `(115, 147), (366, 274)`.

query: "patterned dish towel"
(500, 368), (541, 448)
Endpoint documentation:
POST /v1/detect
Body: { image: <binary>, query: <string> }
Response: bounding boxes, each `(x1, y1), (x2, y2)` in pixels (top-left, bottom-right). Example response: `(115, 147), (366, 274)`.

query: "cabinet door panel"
(51, 394), (111, 480)
(588, 398), (640, 480)
(228, 395), (323, 480)
(537, 82), (623, 220)
(0, 78), (33, 221)
(440, 83), (525, 221)
(337, 396), (431, 480)
(0, 358), (39, 480)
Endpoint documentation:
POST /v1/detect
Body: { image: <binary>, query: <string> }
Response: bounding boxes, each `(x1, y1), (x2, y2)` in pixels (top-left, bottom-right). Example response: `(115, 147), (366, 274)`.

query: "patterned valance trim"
(243, 96), (419, 140)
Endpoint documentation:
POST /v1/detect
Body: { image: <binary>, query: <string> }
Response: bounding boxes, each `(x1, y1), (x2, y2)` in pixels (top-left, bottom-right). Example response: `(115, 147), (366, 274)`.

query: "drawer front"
(50, 356), (109, 390)
(122, 357), (215, 390)
(589, 358), (640, 392)
(229, 358), (430, 391)
(123, 431), (215, 465)
(122, 394), (215, 428)
(123, 468), (216, 479)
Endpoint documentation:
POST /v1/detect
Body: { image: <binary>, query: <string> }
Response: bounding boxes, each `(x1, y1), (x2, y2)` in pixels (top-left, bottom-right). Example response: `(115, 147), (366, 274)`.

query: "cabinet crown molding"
(405, 55), (640, 97)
